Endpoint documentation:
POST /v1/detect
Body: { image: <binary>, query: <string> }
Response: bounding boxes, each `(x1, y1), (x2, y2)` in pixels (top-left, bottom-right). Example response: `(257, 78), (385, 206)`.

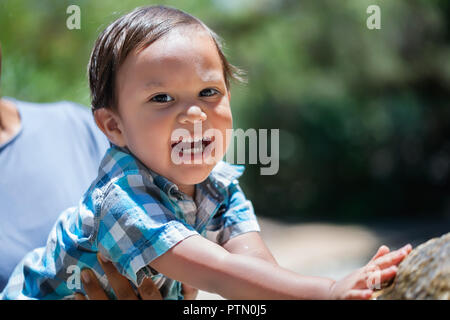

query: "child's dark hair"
(88, 5), (245, 112)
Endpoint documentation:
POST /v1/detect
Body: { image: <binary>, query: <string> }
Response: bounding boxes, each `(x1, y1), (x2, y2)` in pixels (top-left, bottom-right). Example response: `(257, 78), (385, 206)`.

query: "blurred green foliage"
(1, 0), (449, 222)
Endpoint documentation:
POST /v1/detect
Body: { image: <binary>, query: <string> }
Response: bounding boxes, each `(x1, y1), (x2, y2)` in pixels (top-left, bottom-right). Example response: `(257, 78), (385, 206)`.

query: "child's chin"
(175, 165), (214, 184)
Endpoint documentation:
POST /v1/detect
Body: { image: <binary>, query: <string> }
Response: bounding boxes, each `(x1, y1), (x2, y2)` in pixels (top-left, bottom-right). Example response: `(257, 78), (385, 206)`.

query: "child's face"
(113, 25), (232, 194)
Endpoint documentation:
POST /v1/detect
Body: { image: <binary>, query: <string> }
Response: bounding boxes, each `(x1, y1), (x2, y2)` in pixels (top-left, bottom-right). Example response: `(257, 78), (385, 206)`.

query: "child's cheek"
(216, 102), (233, 128)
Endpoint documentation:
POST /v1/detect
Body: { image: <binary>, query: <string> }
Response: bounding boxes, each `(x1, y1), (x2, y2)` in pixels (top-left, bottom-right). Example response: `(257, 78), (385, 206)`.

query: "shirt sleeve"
(96, 174), (199, 286)
(213, 180), (261, 245)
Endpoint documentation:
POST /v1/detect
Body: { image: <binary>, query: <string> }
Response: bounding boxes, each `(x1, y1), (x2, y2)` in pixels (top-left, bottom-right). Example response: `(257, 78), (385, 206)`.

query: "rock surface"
(374, 232), (450, 300)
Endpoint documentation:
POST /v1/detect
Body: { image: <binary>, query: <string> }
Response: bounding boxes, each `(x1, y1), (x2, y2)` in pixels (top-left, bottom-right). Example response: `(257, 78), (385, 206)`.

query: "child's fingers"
(370, 245), (390, 262)
(379, 265), (398, 284)
(365, 266), (398, 290)
(344, 289), (373, 300)
(373, 244), (412, 269)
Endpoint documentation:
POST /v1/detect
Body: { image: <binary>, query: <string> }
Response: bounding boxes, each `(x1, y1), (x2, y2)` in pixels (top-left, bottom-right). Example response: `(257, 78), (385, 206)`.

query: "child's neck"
(177, 183), (195, 199)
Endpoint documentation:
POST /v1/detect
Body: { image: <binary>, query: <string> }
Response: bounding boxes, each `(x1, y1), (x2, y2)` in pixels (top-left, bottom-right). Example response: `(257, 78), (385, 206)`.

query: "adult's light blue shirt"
(0, 98), (109, 291)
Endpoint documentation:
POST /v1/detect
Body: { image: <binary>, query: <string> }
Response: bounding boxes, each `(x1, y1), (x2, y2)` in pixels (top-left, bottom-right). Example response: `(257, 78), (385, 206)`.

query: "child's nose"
(177, 105), (207, 124)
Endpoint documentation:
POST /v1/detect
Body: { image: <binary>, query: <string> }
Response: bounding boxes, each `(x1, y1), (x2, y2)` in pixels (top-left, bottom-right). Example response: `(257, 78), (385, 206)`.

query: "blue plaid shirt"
(1, 145), (260, 300)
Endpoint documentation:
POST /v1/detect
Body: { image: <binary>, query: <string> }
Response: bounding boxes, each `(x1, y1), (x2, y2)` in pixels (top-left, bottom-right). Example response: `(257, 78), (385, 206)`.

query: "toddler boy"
(1, 5), (411, 300)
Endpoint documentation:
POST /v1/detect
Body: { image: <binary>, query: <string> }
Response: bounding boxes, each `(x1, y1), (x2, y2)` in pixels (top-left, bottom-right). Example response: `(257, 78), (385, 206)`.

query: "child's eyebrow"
(144, 76), (225, 89)
(203, 77), (225, 86)
(199, 72), (224, 84)
(145, 80), (165, 88)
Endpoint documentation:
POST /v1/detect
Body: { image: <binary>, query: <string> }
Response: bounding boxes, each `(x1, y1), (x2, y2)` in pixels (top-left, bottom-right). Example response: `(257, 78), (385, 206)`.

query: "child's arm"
(179, 232), (276, 299)
(150, 234), (334, 299)
(150, 235), (412, 300)
(150, 234), (412, 299)
(221, 231), (278, 266)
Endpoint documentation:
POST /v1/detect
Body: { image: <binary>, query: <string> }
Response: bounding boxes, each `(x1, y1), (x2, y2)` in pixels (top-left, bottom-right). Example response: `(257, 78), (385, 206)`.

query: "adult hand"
(74, 253), (163, 300)
(181, 283), (199, 300)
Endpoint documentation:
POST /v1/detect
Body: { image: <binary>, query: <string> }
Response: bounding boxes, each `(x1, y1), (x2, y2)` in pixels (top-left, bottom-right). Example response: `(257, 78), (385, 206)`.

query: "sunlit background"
(1, 0), (449, 298)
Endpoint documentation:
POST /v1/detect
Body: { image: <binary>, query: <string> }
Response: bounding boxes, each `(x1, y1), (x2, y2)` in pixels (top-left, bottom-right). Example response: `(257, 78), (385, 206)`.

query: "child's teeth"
(183, 137), (210, 143)
(182, 146), (203, 154)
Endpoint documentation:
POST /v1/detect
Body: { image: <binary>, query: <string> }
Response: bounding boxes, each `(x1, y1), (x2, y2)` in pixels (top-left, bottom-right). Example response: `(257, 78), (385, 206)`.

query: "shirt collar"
(209, 161), (245, 189)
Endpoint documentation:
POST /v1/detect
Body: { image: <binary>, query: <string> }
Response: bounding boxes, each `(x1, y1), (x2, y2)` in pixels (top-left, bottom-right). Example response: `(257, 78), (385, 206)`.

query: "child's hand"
(329, 243), (412, 299)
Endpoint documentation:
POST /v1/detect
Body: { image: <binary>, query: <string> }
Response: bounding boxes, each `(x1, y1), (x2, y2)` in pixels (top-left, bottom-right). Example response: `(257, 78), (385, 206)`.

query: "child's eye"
(150, 94), (174, 103)
(200, 88), (220, 97)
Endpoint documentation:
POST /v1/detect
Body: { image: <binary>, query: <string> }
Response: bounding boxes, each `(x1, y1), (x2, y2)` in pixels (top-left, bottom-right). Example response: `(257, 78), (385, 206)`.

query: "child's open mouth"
(171, 136), (215, 161)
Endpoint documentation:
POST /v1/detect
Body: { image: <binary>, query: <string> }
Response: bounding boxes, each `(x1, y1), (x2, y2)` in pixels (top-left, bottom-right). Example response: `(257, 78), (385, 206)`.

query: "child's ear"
(93, 108), (126, 147)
